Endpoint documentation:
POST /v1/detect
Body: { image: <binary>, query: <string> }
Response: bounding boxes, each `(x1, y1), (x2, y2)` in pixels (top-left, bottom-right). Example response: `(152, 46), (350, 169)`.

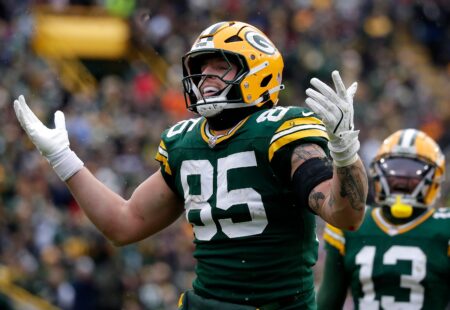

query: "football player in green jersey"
(317, 129), (450, 310)
(13, 21), (368, 309)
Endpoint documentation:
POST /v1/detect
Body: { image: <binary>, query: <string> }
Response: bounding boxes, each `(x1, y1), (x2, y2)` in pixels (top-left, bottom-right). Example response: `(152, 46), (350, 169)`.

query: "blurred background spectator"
(0, 0), (449, 309)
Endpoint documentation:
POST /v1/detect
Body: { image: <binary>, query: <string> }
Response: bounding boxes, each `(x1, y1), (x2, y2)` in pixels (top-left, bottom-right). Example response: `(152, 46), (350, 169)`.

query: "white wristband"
(328, 130), (360, 167)
(332, 153), (359, 167)
(46, 148), (84, 181)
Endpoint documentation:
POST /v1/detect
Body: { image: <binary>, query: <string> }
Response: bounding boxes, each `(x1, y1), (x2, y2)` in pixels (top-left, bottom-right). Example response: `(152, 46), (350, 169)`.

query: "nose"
(200, 66), (218, 86)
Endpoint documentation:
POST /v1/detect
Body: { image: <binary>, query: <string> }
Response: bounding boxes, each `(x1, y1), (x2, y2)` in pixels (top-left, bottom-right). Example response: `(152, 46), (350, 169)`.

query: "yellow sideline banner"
(32, 5), (130, 59)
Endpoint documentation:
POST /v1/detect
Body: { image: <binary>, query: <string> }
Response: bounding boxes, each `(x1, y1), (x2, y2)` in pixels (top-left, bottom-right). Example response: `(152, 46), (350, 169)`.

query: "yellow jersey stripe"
(159, 140), (167, 151)
(155, 143), (172, 175)
(155, 153), (172, 175)
(323, 230), (345, 255)
(178, 292), (185, 308)
(275, 117), (324, 133)
(268, 128), (328, 161)
(270, 123), (327, 144)
(325, 223), (344, 237)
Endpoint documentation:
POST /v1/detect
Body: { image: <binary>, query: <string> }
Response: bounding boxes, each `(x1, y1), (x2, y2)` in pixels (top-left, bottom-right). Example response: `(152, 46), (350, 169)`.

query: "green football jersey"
(155, 106), (329, 306)
(323, 206), (450, 310)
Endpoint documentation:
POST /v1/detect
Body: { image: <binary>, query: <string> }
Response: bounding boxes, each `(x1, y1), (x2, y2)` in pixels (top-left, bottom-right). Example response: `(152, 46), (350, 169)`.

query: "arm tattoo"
(291, 143), (327, 167)
(336, 165), (366, 211)
(309, 189), (326, 213)
(327, 190), (335, 209)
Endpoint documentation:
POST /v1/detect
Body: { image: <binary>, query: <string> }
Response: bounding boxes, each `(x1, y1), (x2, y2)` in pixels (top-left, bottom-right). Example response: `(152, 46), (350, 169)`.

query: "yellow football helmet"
(182, 21), (284, 118)
(370, 129), (445, 217)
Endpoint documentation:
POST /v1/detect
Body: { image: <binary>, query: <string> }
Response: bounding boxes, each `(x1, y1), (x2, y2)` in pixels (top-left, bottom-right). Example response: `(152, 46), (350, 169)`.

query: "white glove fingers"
(306, 88), (340, 115)
(305, 88), (328, 104)
(14, 98), (38, 133)
(331, 71), (347, 99)
(13, 100), (27, 129)
(347, 82), (358, 99)
(54, 111), (66, 130)
(310, 78), (340, 104)
(305, 98), (332, 124)
(18, 95), (42, 126)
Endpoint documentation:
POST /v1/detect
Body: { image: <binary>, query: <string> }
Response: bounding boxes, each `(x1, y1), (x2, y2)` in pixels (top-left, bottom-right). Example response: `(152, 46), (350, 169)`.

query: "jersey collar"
(371, 207), (435, 236)
(200, 116), (250, 148)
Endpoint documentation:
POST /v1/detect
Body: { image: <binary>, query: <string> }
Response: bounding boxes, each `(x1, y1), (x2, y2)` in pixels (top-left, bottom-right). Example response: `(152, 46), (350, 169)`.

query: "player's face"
(387, 176), (421, 194)
(199, 57), (238, 97)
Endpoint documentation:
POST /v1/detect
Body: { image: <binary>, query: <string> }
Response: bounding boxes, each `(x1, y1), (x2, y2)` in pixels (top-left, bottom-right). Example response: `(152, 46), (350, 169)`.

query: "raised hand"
(14, 95), (83, 181)
(305, 71), (360, 167)
(14, 95), (69, 156)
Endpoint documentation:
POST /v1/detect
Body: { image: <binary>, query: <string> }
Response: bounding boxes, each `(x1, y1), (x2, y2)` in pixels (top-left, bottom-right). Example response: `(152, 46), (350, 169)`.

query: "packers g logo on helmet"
(245, 31), (276, 55)
(182, 21), (284, 118)
(370, 129), (445, 215)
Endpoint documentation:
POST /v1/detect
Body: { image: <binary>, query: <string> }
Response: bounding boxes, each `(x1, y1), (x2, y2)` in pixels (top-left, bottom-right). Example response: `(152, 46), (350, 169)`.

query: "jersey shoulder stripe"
(155, 140), (172, 175)
(266, 110), (329, 161)
(154, 117), (203, 171)
(323, 224), (345, 255)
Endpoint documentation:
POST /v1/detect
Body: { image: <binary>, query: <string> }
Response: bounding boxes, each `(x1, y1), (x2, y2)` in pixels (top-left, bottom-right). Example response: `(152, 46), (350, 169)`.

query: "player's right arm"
(13, 95), (184, 246)
(66, 168), (183, 245)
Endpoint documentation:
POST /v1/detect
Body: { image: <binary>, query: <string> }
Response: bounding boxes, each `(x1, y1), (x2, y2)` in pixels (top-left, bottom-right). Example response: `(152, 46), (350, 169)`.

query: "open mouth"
(202, 86), (220, 97)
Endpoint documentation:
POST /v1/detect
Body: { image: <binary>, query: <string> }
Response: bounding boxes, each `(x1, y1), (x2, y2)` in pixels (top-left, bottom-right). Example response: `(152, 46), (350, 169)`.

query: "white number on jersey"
(180, 151), (268, 240)
(356, 245), (426, 310)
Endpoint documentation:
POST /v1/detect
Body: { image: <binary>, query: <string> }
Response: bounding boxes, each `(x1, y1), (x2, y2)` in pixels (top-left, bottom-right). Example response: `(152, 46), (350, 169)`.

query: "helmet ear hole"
(260, 74), (272, 87)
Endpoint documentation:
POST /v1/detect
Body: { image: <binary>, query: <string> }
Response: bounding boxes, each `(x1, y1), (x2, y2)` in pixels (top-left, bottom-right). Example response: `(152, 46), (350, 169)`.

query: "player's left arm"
(297, 71), (367, 230)
(290, 143), (366, 230)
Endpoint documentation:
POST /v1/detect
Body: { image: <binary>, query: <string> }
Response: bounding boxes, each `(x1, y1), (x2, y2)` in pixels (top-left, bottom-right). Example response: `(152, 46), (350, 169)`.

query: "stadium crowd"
(0, 0), (449, 309)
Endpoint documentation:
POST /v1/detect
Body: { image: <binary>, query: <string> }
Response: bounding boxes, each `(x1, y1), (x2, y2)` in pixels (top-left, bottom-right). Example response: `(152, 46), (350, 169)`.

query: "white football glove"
(14, 95), (84, 181)
(305, 70), (360, 167)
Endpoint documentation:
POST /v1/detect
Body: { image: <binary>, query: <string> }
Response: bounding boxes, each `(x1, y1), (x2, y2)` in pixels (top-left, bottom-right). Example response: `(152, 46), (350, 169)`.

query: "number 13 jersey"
(323, 206), (450, 310)
(155, 106), (329, 306)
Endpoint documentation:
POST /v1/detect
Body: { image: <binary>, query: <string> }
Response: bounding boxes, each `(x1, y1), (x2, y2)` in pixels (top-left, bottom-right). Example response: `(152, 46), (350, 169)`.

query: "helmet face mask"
(370, 129), (445, 215)
(182, 50), (248, 117)
(372, 157), (435, 208)
(182, 21), (284, 119)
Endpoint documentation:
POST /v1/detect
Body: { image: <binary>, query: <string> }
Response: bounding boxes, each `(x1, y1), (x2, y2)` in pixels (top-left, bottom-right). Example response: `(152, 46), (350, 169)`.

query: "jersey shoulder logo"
(302, 111), (314, 117)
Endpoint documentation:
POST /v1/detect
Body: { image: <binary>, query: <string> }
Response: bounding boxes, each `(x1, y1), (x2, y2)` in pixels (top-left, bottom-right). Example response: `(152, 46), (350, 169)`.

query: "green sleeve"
(316, 244), (349, 310)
